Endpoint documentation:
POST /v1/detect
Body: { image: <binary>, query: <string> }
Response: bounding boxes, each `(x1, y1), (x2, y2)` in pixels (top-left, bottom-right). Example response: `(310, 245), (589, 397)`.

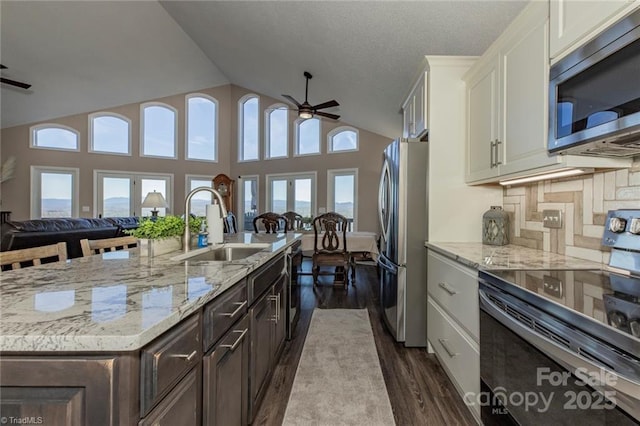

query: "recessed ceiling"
(1, 0), (528, 138)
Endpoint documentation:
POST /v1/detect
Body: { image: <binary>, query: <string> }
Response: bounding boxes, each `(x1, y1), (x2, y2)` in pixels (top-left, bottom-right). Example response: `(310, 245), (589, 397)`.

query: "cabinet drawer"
(140, 314), (201, 416)
(427, 297), (479, 419)
(427, 250), (479, 340)
(139, 365), (201, 426)
(248, 254), (284, 304)
(203, 279), (247, 351)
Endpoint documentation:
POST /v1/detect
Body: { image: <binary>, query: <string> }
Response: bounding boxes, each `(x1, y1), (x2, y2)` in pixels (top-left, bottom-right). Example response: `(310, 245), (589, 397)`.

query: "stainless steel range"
(479, 209), (640, 425)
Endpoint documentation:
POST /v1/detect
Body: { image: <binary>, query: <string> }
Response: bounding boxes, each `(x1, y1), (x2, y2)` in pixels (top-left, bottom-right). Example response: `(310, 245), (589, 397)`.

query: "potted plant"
(127, 215), (203, 257)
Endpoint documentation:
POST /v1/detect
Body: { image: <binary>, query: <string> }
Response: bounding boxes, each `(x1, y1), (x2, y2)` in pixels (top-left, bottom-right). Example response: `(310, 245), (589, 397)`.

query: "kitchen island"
(0, 232), (301, 425)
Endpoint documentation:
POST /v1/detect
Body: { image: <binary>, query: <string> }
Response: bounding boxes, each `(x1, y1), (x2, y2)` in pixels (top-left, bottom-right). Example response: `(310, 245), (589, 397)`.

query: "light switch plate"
(543, 209), (562, 228)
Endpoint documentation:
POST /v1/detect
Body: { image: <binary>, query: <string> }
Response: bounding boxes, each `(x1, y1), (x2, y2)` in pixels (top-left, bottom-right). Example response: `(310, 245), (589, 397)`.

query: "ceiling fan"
(0, 64), (32, 90)
(282, 71), (340, 120)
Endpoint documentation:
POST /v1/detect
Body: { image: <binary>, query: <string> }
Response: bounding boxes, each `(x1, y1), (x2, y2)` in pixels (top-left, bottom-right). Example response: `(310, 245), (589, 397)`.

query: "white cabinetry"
(464, 1), (631, 185)
(427, 249), (480, 422)
(402, 69), (428, 139)
(550, 0), (639, 62)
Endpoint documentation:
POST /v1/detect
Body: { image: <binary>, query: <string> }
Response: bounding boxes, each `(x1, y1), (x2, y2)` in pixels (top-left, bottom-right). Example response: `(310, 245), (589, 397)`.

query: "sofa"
(1, 217), (139, 259)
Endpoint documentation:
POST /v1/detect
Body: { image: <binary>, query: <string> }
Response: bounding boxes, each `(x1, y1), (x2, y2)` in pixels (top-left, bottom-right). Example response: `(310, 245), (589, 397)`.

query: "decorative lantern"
(482, 206), (509, 246)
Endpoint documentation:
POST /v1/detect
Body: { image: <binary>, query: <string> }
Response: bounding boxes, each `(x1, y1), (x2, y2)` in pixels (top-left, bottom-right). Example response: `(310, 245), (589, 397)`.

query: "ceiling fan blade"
(314, 111), (340, 120)
(311, 100), (339, 110)
(0, 77), (31, 90)
(282, 94), (302, 107)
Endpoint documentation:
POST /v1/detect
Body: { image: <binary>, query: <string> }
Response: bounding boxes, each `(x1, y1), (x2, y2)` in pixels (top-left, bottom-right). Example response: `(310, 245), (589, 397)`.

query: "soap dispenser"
(197, 221), (209, 248)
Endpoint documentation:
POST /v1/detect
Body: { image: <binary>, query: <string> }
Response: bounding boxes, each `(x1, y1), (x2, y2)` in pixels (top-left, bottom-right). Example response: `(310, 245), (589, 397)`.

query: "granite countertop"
(425, 242), (603, 271)
(0, 232), (301, 353)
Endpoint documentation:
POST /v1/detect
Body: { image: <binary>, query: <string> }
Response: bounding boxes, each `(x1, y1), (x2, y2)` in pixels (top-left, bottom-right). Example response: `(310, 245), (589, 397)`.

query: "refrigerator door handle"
(378, 159), (391, 245)
(377, 254), (398, 274)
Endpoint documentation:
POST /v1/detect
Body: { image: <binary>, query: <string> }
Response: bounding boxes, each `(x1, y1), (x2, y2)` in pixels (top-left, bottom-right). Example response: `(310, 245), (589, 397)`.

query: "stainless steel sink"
(172, 244), (268, 262)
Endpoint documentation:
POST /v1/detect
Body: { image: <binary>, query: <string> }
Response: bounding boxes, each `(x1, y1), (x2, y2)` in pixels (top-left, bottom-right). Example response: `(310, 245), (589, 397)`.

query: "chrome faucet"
(184, 186), (228, 252)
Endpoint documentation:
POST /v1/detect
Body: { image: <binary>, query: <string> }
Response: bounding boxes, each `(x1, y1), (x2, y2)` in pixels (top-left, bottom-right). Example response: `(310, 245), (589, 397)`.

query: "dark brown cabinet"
(249, 273), (286, 422)
(203, 314), (250, 426)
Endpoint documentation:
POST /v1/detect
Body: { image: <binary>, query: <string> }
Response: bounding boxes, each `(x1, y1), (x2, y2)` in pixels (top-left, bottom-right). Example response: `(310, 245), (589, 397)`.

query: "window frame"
(327, 126), (359, 153)
(185, 93), (218, 163)
(238, 94), (260, 163)
(327, 168), (358, 230)
(238, 175), (259, 232)
(294, 117), (321, 157)
(140, 102), (178, 159)
(30, 165), (80, 219)
(88, 112), (132, 156)
(30, 124), (80, 152)
(264, 103), (289, 160)
(265, 171), (317, 216)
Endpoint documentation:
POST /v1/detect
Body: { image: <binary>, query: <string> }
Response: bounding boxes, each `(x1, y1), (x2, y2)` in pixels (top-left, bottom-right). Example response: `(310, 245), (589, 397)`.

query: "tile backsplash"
(502, 159), (640, 264)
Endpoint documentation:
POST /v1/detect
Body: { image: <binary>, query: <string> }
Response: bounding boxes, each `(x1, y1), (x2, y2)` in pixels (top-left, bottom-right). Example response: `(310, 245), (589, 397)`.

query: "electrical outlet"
(543, 209), (562, 228)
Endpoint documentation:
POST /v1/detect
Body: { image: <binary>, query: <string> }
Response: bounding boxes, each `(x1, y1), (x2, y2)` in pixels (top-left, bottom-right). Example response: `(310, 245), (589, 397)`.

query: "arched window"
(89, 112), (131, 155)
(30, 124), (79, 151)
(328, 126), (358, 153)
(265, 104), (288, 159)
(295, 118), (320, 156)
(239, 94), (259, 161)
(186, 94), (218, 162)
(141, 102), (177, 158)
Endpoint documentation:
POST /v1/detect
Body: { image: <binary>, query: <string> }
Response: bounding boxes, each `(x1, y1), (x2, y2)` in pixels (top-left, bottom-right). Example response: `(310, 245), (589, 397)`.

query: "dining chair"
(281, 211), (303, 231)
(0, 242), (68, 270)
(311, 212), (351, 289)
(224, 212), (238, 234)
(253, 212), (287, 233)
(80, 235), (138, 257)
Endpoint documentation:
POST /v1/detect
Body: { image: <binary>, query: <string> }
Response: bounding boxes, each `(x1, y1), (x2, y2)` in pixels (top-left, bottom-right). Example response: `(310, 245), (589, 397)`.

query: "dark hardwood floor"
(252, 260), (477, 426)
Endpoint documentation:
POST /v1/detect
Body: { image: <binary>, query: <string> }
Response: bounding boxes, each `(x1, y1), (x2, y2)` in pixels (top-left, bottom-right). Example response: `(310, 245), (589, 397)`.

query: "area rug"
(282, 309), (396, 425)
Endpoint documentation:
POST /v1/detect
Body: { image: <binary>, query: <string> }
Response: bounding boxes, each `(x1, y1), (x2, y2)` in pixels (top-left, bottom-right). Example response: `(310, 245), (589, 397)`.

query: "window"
(266, 172), (315, 218)
(89, 113), (131, 155)
(239, 95), (259, 161)
(185, 175), (214, 217)
(238, 175), (259, 231)
(141, 103), (177, 158)
(265, 104), (288, 159)
(295, 118), (320, 156)
(328, 126), (358, 153)
(186, 94), (217, 162)
(30, 124), (79, 151)
(328, 168), (358, 229)
(31, 166), (79, 218)
(95, 171), (172, 217)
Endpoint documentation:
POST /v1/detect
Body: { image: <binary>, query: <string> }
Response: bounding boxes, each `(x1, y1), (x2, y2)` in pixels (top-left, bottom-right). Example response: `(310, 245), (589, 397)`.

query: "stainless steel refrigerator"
(377, 138), (427, 347)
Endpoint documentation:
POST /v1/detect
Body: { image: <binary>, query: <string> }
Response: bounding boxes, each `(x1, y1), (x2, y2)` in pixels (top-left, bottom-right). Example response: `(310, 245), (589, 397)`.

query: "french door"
(265, 172), (315, 218)
(95, 171), (172, 218)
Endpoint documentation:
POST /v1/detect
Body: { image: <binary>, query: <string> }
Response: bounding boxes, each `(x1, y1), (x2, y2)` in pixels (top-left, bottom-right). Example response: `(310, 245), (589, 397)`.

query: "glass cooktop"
(483, 269), (640, 341)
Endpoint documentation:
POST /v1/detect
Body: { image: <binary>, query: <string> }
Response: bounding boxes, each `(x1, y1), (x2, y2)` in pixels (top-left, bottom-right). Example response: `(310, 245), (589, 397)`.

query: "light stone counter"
(425, 242), (603, 271)
(0, 232), (300, 352)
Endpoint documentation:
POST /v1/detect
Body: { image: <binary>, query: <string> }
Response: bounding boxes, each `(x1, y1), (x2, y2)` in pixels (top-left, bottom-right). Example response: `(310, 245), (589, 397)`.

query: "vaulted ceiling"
(1, 0), (527, 139)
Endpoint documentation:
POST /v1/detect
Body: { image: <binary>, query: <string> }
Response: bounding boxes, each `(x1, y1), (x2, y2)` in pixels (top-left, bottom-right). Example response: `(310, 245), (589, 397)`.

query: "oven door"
(479, 280), (640, 425)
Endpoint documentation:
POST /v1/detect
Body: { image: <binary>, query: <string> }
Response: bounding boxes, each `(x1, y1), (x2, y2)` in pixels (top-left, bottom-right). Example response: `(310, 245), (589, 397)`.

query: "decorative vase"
(482, 206), (509, 246)
(138, 235), (182, 257)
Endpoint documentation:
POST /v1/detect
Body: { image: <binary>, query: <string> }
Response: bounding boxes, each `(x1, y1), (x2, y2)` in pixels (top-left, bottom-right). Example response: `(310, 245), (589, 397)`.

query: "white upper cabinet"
(550, 0), (639, 62)
(402, 70), (428, 139)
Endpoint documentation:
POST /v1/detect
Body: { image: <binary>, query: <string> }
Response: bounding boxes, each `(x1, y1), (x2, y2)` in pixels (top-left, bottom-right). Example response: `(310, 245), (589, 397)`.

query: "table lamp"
(142, 191), (168, 218)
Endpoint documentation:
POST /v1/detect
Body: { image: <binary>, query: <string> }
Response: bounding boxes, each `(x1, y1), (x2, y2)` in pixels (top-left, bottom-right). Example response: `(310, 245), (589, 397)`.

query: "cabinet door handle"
(438, 282), (459, 295)
(220, 300), (248, 318)
(220, 328), (248, 352)
(174, 350), (198, 362)
(490, 140), (495, 168)
(276, 294), (281, 323)
(268, 295), (278, 322)
(495, 140), (502, 166)
(438, 338), (460, 358)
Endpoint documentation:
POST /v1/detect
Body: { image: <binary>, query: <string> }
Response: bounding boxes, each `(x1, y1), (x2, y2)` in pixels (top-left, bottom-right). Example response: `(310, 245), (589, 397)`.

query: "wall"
(0, 84), (391, 232)
(503, 159), (640, 264)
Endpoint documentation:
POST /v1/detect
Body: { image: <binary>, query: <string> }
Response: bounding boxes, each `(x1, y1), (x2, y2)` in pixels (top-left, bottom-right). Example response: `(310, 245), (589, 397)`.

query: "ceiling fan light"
(299, 111), (313, 119)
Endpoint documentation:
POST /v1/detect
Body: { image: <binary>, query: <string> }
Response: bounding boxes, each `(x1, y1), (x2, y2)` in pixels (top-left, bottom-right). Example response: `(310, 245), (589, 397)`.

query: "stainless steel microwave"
(548, 7), (640, 157)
